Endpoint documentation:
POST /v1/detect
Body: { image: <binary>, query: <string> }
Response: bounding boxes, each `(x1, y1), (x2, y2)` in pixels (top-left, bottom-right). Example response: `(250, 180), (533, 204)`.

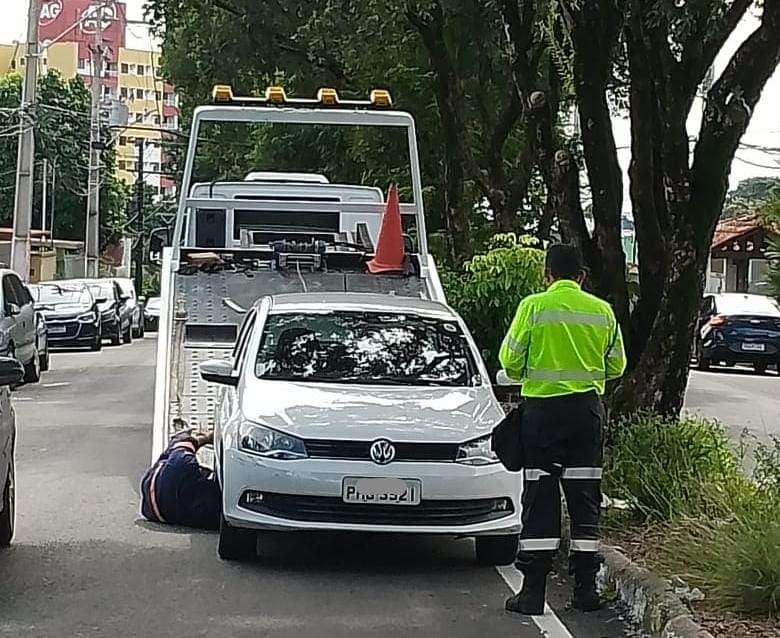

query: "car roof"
(265, 293), (457, 318)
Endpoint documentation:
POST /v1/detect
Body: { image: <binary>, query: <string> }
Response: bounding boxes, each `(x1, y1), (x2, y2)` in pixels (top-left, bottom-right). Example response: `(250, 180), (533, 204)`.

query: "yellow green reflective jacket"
(498, 280), (626, 398)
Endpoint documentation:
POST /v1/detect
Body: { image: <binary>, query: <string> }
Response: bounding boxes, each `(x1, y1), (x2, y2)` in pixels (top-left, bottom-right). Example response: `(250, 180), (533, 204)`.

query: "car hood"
(40, 303), (92, 318)
(240, 378), (504, 443)
(97, 301), (114, 313)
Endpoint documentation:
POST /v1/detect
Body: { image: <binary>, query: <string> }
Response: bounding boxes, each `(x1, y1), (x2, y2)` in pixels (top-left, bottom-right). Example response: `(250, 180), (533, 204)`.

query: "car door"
(1, 275), (24, 361)
(115, 282), (130, 331)
(0, 383), (12, 490)
(8, 274), (36, 364)
(0, 276), (15, 358)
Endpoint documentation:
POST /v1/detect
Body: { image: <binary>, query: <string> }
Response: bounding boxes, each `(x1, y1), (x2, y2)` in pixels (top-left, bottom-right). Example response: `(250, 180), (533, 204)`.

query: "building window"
(135, 88), (144, 99)
(105, 62), (117, 73)
(137, 64), (145, 76)
(121, 63), (129, 74)
(135, 113), (143, 123)
(119, 136), (127, 146)
(78, 58), (89, 71)
(152, 115), (160, 125)
(119, 87), (128, 99)
(155, 91), (162, 102)
(118, 161), (126, 170)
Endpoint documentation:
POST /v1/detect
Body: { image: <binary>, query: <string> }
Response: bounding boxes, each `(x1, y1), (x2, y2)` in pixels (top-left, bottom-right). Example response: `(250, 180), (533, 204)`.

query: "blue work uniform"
(140, 431), (221, 530)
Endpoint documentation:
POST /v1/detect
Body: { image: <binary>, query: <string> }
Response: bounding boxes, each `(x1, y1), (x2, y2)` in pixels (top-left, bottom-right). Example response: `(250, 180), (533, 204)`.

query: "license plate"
(741, 343), (765, 352)
(48, 326), (66, 334)
(342, 477), (421, 505)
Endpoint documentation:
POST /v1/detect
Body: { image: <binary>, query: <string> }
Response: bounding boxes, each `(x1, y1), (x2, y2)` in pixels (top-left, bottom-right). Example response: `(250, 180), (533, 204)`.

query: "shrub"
(604, 412), (740, 521)
(442, 233), (545, 372)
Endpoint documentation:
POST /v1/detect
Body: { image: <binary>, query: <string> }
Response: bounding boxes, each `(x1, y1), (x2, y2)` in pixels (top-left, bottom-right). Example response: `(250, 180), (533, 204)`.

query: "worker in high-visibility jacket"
(499, 244), (626, 616)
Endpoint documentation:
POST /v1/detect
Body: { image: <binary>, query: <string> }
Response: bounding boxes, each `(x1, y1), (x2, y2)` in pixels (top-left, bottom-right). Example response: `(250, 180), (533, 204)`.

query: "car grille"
(46, 321), (80, 338)
(240, 492), (514, 526)
(304, 439), (460, 462)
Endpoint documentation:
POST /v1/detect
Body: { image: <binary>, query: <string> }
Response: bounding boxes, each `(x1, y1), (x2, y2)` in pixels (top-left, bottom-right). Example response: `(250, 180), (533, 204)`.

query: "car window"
(716, 295), (780, 316)
(15, 279), (33, 305)
(255, 311), (477, 387)
(2, 276), (18, 308)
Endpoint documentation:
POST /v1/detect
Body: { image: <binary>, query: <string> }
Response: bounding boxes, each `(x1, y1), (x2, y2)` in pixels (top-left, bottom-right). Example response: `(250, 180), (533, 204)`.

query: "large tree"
(553, 0), (780, 414)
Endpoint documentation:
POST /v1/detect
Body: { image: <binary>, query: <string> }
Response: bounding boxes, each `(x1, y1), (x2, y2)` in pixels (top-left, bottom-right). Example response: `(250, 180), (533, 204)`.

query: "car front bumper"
(46, 321), (100, 346)
(222, 449), (522, 535)
(702, 339), (779, 363)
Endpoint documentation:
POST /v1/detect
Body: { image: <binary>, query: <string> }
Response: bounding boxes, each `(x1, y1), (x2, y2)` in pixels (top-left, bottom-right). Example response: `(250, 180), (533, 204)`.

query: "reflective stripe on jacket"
(498, 279), (626, 398)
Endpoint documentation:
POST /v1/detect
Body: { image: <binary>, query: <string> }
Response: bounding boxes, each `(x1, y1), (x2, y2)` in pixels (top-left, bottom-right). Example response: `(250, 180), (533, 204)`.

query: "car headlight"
(239, 421), (307, 460)
(456, 434), (499, 466)
(78, 311), (97, 323)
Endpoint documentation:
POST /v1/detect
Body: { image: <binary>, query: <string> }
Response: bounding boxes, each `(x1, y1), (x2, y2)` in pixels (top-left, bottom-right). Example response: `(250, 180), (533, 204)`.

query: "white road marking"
(42, 382), (70, 388)
(496, 565), (574, 638)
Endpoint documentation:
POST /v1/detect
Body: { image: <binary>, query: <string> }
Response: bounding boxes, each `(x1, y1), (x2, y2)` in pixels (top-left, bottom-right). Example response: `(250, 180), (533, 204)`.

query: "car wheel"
(217, 515), (257, 561)
(23, 347), (41, 383)
(475, 534), (519, 566)
(91, 335), (103, 351)
(111, 323), (121, 346)
(39, 342), (50, 372)
(753, 362), (767, 375)
(696, 343), (711, 371)
(123, 321), (133, 344)
(0, 456), (15, 546)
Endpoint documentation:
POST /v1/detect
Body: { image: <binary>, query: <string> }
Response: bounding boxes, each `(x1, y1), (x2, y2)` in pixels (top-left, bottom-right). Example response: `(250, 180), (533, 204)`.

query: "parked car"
(0, 356), (27, 546)
(30, 283), (102, 351)
(696, 293), (780, 373)
(0, 269), (42, 383)
(143, 296), (161, 331)
(114, 278), (145, 339)
(61, 279), (132, 346)
(33, 304), (50, 371)
(200, 293), (520, 565)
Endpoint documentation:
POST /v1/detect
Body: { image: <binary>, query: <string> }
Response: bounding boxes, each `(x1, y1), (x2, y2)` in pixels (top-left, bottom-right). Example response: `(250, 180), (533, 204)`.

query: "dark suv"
(60, 279), (132, 346)
(30, 283), (102, 351)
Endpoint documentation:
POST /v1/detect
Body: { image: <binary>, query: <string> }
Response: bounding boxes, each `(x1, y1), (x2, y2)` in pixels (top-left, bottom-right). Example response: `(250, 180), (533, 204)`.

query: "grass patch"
(604, 414), (780, 618)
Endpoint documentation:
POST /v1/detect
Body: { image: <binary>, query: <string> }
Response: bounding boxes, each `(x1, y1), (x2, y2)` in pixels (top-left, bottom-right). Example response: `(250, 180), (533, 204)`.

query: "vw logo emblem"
(369, 439), (396, 465)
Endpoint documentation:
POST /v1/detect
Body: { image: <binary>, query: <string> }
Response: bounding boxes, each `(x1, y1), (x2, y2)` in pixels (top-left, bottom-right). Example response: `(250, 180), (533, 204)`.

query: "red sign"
(39, 1), (64, 27)
(38, 1), (127, 56)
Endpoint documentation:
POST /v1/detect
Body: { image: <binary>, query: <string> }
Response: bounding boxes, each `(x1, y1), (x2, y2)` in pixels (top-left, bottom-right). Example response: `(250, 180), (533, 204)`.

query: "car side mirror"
(0, 356), (24, 386)
(6, 303), (20, 316)
(199, 359), (239, 386)
(95, 297), (108, 304)
(495, 370), (519, 386)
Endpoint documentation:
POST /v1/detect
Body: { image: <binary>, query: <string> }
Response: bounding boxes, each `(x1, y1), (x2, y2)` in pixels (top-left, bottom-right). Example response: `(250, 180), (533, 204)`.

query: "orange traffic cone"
(367, 184), (406, 274)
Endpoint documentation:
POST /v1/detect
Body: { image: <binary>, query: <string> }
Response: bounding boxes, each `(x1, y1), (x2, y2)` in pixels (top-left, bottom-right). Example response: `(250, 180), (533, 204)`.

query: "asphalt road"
(685, 366), (780, 443)
(0, 337), (631, 638)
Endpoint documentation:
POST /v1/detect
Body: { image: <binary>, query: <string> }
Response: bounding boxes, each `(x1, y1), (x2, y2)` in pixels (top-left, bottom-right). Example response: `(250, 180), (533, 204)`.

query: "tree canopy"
(147, 0), (780, 416)
(0, 70), (128, 245)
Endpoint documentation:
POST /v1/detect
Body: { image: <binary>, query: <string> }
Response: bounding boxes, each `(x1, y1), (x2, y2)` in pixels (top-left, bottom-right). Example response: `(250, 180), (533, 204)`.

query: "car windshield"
(146, 298), (161, 310)
(32, 286), (91, 305)
(116, 281), (135, 298)
(717, 295), (780, 316)
(89, 283), (114, 299)
(255, 311), (477, 386)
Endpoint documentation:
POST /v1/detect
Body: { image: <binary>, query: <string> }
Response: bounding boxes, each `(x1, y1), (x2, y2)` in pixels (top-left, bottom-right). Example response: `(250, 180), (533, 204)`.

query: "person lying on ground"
(140, 429), (221, 530)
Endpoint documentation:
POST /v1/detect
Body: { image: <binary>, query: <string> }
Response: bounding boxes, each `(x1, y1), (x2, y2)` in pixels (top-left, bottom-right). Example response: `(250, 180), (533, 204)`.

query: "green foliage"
(605, 413), (780, 615)
(761, 190), (780, 298)
(442, 234), (545, 370)
(0, 71), (129, 244)
(604, 412), (739, 521)
(724, 176), (780, 218)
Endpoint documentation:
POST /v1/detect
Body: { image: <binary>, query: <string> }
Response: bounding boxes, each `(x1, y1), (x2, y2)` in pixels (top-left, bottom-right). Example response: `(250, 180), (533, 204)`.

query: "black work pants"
(517, 391), (604, 572)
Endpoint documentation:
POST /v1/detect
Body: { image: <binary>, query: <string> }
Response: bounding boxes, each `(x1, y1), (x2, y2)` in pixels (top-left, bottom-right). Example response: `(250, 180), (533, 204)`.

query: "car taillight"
(708, 315), (728, 327)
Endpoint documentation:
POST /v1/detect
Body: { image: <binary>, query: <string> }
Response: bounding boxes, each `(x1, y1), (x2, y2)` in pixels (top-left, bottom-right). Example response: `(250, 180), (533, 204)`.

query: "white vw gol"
(200, 293), (521, 564)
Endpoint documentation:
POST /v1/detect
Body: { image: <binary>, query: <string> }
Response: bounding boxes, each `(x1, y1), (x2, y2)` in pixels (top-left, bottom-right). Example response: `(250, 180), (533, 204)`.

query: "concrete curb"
(599, 544), (714, 638)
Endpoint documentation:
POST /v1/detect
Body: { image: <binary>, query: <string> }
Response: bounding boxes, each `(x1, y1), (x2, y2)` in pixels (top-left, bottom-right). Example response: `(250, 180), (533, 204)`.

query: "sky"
(2, 0), (779, 200)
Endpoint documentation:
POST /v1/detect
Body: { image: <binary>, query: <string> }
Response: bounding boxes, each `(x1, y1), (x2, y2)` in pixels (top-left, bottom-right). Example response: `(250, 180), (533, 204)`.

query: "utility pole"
(41, 158), (48, 235)
(85, 3), (105, 278)
(10, 0), (41, 280)
(133, 139), (145, 295)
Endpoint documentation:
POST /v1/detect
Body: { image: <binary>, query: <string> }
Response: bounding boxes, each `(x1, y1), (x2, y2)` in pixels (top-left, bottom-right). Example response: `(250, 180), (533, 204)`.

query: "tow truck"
(151, 86), (520, 563)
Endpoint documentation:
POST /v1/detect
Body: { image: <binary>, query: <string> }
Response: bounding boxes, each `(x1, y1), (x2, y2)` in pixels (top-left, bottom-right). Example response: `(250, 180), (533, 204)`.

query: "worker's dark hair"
(545, 244), (584, 280)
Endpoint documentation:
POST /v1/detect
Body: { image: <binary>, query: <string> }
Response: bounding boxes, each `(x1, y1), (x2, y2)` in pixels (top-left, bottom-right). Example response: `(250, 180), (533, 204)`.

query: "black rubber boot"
(571, 553), (603, 612)
(506, 554), (550, 615)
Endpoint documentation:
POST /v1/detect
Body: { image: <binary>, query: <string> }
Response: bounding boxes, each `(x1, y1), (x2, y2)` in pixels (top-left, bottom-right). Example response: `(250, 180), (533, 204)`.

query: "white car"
(200, 293), (521, 564)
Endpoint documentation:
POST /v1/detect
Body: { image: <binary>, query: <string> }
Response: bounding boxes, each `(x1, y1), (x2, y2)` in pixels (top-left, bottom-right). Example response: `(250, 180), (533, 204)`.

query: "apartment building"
(0, 1), (179, 197)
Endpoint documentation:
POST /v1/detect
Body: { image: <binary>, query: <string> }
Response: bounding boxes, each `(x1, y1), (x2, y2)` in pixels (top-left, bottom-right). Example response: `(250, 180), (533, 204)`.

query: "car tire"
(91, 335), (103, 352)
(0, 456), (15, 546)
(123, 324), (132, 344)
(110, 323), (121, 346)
(475, 534), (519, 566)
(39, 345), (50, 372)
(753, 362), (767, 375)
(217, 515), (257, 561)
(23, 348), (41, 383)
(696, 344), (711, 371)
